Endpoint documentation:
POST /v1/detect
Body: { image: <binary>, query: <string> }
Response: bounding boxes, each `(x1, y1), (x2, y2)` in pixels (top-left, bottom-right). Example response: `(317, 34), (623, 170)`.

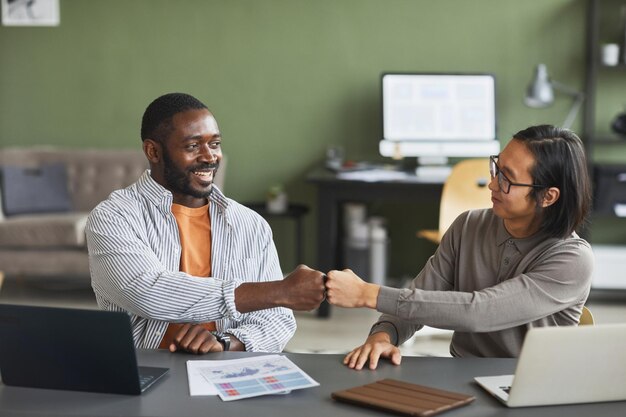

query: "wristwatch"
(214, 333), (231, 352)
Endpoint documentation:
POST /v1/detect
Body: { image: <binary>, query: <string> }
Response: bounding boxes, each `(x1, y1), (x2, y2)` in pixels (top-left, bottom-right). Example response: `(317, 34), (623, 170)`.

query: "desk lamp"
(524, 63), (584, 129)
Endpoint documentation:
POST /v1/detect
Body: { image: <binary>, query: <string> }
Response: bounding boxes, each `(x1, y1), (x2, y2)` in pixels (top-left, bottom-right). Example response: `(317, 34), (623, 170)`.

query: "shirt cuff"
(376, 286), (404, 316)
(221, 280), (242, 320)
(369, 321), (399, 346)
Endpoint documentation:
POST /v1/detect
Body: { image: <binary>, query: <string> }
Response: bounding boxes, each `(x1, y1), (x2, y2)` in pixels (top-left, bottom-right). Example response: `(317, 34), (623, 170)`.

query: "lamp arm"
(550, 80), (583, 98)
(562, 93), (584, 130)
(550, 80), (585, 129)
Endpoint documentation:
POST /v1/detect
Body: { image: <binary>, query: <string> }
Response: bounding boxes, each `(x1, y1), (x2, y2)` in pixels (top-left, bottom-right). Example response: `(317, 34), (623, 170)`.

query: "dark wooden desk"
(3, 350), (624, 417)
(307, 167), (445, 317)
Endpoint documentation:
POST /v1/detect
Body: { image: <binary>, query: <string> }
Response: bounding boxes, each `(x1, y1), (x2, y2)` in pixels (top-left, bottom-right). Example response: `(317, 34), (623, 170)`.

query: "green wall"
(1, 0), (610, 277)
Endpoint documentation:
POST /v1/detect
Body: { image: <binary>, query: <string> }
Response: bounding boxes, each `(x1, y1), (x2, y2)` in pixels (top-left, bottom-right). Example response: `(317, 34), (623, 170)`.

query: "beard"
(162, 149), (220, 199)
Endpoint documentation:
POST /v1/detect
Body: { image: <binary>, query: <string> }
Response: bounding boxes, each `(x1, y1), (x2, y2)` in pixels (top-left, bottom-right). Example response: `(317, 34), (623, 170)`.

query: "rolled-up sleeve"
(220, 221), (296, 352)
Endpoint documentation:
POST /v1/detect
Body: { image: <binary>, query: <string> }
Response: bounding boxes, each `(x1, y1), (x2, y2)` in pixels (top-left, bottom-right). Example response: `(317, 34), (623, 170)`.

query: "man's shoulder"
(465, 207), (495, 220)
(544, 232), (593, 258)
(224, 199), (267, 225)
(89, 181), (145, 219)
(441, 208), (498, 247)
(452, 208), (496, 230)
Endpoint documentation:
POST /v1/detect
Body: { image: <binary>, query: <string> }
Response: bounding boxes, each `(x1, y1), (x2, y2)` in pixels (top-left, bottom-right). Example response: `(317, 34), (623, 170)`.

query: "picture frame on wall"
(1, 0), (59, 26)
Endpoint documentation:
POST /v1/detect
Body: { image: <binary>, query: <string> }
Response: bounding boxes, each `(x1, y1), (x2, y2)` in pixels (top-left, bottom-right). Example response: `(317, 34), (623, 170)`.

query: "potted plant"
(266, 184), (288, 214)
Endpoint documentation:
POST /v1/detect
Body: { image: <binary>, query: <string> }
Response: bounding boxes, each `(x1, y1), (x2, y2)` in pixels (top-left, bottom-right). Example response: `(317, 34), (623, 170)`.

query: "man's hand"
(343, 332), (402, 370)
(326, 269), (380, 309)
(276, 265), (326, 311)
(169, 324), (223, 354)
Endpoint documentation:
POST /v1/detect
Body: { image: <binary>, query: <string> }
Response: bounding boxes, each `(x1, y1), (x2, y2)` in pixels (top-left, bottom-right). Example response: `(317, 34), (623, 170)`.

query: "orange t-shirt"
(158, 203), (216, 349)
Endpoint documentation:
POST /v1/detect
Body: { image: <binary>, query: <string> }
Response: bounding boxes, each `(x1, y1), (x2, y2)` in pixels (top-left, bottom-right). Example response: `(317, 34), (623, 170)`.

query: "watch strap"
(214, 332), (231, 351)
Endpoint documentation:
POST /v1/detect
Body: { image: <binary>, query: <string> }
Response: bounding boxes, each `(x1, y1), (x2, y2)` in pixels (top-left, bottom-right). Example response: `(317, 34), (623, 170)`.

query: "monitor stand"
(414, 156), (452, 180)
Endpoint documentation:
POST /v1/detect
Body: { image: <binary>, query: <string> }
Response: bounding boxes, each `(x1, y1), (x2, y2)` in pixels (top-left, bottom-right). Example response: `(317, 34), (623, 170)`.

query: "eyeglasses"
(489, 155), (548, 194)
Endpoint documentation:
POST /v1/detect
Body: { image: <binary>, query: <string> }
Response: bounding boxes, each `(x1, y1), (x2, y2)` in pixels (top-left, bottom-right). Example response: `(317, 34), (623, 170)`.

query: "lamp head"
(524, 63), (554, 108)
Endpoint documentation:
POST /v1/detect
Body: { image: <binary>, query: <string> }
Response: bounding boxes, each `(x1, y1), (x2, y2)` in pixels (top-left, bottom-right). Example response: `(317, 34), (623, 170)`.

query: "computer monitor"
(379, 73), (500, 166)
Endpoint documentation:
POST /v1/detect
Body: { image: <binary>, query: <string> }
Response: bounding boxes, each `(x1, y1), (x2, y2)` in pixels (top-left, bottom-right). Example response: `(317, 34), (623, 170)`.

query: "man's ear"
(142, 139), (162, 164)
(541, 186), (560, 208)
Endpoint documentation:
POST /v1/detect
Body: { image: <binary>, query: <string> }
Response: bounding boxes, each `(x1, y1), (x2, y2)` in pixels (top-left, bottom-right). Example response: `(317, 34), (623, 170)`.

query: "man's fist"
(278, 265), (326, 311)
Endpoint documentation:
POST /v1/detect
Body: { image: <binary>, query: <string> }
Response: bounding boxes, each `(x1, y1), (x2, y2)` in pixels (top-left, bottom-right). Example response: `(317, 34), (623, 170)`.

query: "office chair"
(579, 306), (594, 326)
(417, 158), (492, 244)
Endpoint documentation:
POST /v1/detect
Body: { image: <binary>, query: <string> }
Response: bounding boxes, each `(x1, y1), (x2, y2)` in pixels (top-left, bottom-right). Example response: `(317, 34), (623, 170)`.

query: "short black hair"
(140, 93), (208, 142)
(512, 125), (591, 239)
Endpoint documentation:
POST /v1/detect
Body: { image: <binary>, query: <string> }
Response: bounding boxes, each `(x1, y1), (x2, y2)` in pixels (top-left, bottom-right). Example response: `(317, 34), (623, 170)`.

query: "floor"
(1, 275), (625, 357)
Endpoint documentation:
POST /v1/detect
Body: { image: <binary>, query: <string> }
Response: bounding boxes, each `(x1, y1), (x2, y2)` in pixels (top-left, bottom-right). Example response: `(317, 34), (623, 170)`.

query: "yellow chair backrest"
(579, 306), (594, 325)
(417, 158), (492, 243)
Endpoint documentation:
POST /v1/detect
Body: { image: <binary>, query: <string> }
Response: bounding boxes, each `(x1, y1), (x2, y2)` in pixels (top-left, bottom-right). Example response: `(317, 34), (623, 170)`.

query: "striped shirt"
(85, 170), (296, 352)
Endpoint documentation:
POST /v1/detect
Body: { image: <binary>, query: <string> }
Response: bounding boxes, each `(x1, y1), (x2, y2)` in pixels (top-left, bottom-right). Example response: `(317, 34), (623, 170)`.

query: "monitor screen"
(379, 73), (499, 159)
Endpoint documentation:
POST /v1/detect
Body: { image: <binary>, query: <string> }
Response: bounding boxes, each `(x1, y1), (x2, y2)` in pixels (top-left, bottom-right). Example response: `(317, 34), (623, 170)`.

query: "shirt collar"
(494, 216), (549, 254)
(137, 170), (229, 213)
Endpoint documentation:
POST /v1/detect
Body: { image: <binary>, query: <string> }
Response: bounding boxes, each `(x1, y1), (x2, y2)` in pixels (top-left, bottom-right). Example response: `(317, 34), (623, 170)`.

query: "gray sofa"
(0, 147), (148, 278)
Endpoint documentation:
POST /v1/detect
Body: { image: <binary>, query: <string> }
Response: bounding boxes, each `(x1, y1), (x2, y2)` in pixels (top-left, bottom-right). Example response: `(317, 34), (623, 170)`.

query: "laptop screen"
(0, 304), (168, 395)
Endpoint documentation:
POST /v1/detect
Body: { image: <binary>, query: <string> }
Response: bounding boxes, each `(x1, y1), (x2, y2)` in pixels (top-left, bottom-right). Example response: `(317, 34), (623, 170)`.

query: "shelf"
(590, 137), (626, 145)
(599, 63), (626, 70)
(585, 0), (626, 150)
(585, 1), (626, 293)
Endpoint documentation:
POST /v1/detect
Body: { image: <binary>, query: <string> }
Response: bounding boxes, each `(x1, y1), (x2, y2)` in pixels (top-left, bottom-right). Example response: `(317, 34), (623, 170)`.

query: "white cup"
(602, 43), (620, 66)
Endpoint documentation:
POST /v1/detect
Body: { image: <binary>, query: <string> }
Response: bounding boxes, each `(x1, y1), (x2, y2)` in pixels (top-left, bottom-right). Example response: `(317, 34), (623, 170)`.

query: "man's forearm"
(234, 281), (283, 313)
(234, 265), (326, 313)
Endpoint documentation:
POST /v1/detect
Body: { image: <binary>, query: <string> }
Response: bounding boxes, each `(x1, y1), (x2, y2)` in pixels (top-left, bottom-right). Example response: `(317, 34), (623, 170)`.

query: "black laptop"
(0, 304), (168, 395)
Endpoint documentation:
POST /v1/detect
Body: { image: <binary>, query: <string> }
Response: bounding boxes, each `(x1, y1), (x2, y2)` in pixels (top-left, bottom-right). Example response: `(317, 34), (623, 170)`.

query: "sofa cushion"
(0, 163), (72, 216)
(0, 212), (88, 248)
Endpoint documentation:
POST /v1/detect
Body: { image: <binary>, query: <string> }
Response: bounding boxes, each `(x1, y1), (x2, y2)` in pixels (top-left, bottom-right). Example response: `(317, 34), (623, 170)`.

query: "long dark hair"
(513, 125), (591, 238)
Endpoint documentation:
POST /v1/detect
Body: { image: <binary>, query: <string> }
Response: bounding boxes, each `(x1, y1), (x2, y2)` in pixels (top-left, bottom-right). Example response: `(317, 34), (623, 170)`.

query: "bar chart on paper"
(187, 355), (319, 401)
(216, 371), (315, 399)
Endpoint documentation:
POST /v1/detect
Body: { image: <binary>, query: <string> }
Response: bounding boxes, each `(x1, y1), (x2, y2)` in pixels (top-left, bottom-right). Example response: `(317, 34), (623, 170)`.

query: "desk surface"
(307, 166), (447, 185)
(1, 350), (624, 417)
(243, 202), (310, 217)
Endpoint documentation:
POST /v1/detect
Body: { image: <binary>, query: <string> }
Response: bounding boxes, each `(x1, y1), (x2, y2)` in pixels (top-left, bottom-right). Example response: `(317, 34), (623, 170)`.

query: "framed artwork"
(1, 0), (59, 26)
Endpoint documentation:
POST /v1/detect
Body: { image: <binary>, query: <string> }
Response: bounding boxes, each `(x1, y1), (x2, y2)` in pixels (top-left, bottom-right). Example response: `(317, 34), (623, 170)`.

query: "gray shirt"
(371, 209), (593, 357)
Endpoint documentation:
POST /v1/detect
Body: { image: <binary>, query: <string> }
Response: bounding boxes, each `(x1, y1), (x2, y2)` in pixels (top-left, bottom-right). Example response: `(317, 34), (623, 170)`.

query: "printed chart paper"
(187, 355), (319, 401)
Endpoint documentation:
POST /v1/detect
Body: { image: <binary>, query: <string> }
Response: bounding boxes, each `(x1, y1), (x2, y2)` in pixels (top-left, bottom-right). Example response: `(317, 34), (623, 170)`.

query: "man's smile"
(192, 169), (214, 181)
(188, 163), (219, 184)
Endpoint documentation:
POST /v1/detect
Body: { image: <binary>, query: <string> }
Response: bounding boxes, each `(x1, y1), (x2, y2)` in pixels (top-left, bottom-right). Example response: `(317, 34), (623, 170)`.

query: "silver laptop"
(474, 324), (626, 407)
(0, 304), (169, 395)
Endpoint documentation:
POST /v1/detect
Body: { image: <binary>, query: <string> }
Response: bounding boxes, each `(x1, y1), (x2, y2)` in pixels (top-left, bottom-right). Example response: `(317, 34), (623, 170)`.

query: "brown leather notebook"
(331, 378), (475, 416)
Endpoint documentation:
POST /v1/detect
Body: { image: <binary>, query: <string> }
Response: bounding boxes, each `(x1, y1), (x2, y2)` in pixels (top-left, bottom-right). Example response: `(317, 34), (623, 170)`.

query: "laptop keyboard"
(499, 385), (511, 394)
(139, 374), (155, 388)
